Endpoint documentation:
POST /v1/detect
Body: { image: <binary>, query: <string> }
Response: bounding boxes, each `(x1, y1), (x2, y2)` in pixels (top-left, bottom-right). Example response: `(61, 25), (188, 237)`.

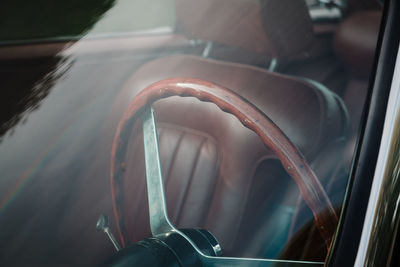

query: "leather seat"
(117, 54), (348, 260)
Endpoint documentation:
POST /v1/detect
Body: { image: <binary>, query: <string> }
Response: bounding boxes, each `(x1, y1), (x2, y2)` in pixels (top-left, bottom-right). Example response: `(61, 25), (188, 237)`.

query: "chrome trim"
(142, 106), (175, 236)
(202, 41), (213, 58)
(355, 45), (400, 266)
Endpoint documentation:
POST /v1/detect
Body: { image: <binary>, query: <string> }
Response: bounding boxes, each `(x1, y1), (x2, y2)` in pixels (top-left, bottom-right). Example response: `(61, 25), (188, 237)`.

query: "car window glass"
(0, 0), (383, 266)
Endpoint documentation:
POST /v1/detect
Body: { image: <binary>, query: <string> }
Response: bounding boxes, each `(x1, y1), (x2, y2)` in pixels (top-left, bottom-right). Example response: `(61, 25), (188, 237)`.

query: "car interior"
(0, 0), (383, 266)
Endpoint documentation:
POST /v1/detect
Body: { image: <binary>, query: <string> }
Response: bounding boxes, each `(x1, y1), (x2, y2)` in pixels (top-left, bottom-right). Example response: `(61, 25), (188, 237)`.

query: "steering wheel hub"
(105, 229), (221, 267)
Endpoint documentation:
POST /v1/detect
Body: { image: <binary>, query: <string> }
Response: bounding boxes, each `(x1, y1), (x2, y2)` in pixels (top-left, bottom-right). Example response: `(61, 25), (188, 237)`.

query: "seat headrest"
(334, 11), (382, 79)
(175, 0), (314, 61)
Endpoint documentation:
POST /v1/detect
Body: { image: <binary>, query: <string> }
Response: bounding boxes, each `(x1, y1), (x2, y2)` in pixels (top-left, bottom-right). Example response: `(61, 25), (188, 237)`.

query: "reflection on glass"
(0, 0), (383, 266)
(0, 57), (71, 140)
(0, 0), (115, 41)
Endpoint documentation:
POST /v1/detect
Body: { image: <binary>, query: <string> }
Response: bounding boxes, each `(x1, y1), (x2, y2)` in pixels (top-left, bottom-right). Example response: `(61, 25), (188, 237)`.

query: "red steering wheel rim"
(110, 77), (338, 250)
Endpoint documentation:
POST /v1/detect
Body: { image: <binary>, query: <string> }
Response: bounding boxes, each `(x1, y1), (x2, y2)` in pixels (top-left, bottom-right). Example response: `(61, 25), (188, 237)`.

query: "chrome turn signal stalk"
(96, 214), (121, 252)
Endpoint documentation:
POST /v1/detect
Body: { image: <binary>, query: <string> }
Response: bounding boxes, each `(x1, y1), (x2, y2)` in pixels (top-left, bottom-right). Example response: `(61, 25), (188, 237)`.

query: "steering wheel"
(108, 78), (338, 266)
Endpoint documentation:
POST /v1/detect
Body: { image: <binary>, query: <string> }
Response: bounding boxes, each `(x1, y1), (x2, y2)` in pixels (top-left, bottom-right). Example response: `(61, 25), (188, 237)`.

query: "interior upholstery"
(175, 0), (314, 62)
(346, 0), (383, 14)
(334, 11), (382, 80)
(333, 10), (381, 169)
(117, 55), (348, 259)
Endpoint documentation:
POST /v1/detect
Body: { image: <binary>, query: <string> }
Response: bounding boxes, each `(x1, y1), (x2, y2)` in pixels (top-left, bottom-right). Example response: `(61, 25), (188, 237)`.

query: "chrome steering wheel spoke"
(142, 106), (175, 236)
